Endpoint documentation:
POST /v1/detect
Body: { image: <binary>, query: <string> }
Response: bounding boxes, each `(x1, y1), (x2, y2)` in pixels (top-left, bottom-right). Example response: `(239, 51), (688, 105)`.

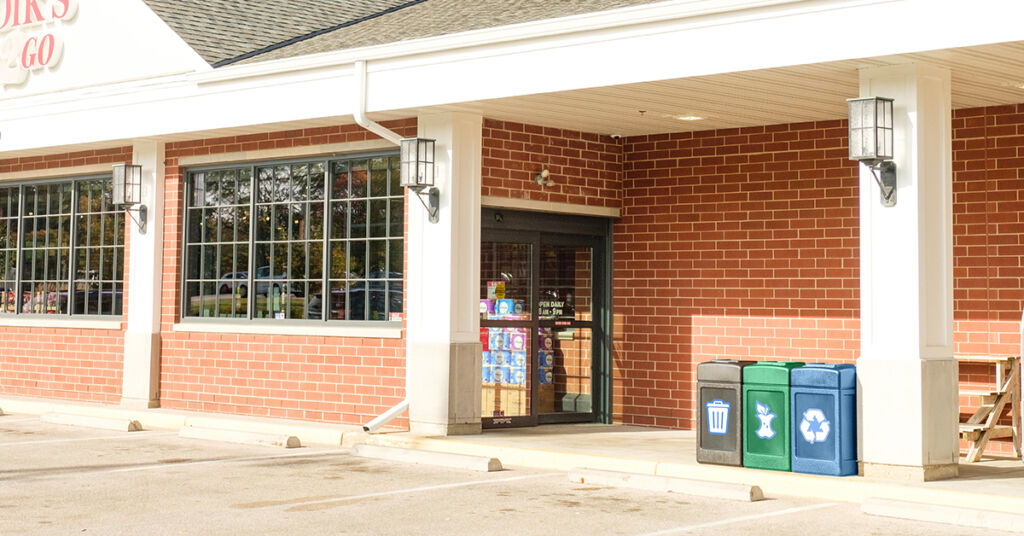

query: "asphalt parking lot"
(0, 413), (1015, 535)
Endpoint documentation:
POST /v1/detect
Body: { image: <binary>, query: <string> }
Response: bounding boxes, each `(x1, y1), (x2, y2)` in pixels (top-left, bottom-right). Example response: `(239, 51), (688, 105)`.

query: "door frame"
(480, 208), (614, 427)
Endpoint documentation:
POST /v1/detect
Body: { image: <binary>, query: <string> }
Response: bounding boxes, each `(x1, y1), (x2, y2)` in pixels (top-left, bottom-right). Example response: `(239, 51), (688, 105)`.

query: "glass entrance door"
(480, 225), (603, 428)
(537, 240), (595, 423)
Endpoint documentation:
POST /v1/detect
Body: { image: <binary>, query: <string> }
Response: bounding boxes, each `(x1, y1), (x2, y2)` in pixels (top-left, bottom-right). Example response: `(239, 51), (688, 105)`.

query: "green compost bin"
(742, 361), (804, 471)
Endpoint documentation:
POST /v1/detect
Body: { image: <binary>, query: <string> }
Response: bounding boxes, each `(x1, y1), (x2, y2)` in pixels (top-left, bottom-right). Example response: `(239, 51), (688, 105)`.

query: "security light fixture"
(848, 96), (897, 207)
(112, 163), (147, 232)
(400, 137), (439, 223)
(534, 168), (553, 187)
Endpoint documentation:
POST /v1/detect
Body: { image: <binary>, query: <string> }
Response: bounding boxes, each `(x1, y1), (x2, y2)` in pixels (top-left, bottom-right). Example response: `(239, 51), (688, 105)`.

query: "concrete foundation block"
(179, 426), (301, 448)
(41, 412), (142, 432)
(352, 443), (502, 472)
(569, 467), (764, 502)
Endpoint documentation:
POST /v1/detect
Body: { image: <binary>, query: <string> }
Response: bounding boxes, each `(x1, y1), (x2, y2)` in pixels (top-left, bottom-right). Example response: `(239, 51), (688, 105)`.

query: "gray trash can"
(696, 360), (755, 466)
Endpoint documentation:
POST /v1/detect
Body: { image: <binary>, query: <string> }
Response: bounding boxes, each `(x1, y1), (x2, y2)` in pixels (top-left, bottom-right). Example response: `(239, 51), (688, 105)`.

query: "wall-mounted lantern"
(400, 137), (439, 224)
(112, 163), (147, 232)
(848, 96), (897, 207)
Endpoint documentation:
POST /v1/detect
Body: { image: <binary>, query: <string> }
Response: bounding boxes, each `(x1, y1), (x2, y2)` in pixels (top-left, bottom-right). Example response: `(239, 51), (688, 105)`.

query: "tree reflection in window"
(0, 176), (124, 317)
(184, 154), (403, 322)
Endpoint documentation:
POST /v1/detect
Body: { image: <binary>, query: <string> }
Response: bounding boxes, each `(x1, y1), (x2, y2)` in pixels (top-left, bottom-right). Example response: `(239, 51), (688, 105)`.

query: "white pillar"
(120, 141), (165, 409)
(857, 64), (958, 481)
(406, 112), (483, 435)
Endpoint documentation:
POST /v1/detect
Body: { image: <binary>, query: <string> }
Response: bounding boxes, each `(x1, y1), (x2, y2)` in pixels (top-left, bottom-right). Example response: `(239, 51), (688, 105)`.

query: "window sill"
(171, 321), (404, 339)
(0, 317), (123, 330)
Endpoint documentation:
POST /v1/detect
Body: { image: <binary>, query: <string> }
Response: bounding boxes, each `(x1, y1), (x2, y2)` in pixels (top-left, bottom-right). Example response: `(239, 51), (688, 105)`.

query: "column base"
(861, 461), (959, 482)
(407, 340), (483, 436)
(410, 422), (482, 437)
(122, 331), (161, 407)
(120, 398), (160, 409)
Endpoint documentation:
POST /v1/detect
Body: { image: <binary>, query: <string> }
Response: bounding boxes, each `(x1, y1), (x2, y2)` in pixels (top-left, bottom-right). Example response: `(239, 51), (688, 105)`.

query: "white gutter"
(356, 58), (405, 432)
(190, 0), (816, 85)
(352, 60), (403, 145)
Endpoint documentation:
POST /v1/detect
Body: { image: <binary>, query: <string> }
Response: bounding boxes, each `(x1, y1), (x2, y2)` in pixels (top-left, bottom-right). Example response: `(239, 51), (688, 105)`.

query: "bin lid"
(742, 361), (805, 385)
(791, 363), (856, 389)
(697, 360), (756, 382)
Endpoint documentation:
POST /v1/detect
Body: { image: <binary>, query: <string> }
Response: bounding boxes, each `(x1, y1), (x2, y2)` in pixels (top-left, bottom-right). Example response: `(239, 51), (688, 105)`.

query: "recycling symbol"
(799, 408), (830, 444)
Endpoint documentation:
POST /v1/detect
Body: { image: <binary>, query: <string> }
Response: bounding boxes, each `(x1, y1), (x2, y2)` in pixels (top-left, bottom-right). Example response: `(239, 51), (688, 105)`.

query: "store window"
(0, 176), (124, 316)
(183, 154), (404, 322)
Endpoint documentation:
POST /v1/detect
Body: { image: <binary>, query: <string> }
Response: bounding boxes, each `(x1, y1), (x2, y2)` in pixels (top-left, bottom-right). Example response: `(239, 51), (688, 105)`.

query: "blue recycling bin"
(790, 364), (857, 476)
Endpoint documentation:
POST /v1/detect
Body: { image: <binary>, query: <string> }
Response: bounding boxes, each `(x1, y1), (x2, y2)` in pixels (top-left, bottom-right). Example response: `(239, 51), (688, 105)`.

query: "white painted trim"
(190, 0), (813, 84)
(0, 317), (123, 330)
(0, 163), (115, 182)
(177, 139), (398, 167)
(171, 322), (404, 339)
(481, 196), (620, 218)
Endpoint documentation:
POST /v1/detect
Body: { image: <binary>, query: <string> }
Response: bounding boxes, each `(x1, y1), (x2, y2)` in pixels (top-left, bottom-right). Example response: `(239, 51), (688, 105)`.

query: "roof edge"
(212, 0), (430, 68)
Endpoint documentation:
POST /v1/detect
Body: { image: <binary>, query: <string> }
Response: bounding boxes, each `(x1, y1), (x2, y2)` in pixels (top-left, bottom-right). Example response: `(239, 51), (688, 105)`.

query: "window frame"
(179, 151), (405, 327)
(0, 173), (126, 319)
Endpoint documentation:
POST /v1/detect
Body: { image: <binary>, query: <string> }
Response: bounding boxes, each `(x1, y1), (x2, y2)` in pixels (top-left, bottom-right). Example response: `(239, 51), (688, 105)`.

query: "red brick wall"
(953, 104), (1024, 356)
(0, 147), (133, 404)
(952, 104), (1024, 455)
(614, 107), (1024, 455)
(615, 121), (860, 428)
(159, 120), (414, 425)
(482, 119), (622, 209)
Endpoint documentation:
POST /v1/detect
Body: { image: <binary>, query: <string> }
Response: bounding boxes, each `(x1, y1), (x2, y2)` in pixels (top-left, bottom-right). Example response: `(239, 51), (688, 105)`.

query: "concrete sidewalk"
(3, 395), (1023, 517)
(348, 423), (1024, 515)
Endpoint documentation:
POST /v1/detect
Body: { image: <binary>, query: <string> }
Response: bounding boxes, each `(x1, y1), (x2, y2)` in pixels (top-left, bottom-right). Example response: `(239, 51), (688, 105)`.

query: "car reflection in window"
(217, 266), (301, 298)
(308, 272), (402, 321)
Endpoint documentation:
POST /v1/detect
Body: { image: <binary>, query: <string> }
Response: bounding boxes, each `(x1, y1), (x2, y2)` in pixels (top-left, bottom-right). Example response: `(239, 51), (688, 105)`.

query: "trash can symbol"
(706, 400), (731, 435)
(696, 360), (754, 466)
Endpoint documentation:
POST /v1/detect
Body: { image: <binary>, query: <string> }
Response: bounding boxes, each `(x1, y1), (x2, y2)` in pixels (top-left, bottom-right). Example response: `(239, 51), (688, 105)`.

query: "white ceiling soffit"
(432, 41), (1024, 137)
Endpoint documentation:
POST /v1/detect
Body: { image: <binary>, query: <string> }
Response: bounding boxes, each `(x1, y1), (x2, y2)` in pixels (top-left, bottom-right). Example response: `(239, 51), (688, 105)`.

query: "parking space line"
(269, 473), (554, 511)
(0, 431), (178, 447)
(0, 417), (43, 424)
(102, 449), (349, 474)
(635, 502), (841, 536)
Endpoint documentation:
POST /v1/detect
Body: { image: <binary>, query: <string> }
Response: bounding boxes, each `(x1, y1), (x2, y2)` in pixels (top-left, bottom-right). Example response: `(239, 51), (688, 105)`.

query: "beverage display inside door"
(480, 241), (531, 419)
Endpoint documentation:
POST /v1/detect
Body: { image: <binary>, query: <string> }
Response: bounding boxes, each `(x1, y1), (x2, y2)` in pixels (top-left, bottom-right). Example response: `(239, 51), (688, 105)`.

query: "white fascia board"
(2, 0), (1024, 155)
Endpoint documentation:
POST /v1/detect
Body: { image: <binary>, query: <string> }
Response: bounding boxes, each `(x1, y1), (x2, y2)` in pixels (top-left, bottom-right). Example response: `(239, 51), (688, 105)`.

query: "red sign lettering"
(51, 0), (69, 19)
(19, 32), (56, 69)
(22, 0), (41, 25)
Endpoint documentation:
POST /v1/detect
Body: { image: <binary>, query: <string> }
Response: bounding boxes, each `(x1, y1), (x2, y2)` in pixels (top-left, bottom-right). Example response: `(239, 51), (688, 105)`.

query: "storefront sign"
(0, 0), (78, 88)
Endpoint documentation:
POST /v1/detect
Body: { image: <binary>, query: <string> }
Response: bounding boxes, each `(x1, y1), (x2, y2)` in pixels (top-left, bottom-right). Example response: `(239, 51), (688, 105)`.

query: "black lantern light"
(848, 97), (897, 207)
(400, 137), (439, 223)
(112, 163), (147, 232)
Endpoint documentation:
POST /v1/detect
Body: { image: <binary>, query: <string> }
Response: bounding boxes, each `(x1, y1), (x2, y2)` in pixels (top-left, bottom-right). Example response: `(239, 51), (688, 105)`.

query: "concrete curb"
(351, 433), (1024, 515)
(179, 426), (301, 448)
(0, 396), (357, 446)
(862, 497), (1024, 533)
(569, 467), (764, 502)
(353, 443), (502, 472)
(41, 412), (143, 432)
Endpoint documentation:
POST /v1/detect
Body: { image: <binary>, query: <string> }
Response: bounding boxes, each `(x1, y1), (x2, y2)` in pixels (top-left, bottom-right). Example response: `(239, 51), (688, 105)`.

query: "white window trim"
(0, 317), (123, 330)
(172, 321), (403, 339)
(177, 139), (397, 168)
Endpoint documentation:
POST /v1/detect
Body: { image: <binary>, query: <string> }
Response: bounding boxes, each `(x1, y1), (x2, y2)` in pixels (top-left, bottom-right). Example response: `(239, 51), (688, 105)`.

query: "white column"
(120, 141), (165, 409)
(406, 112), (483, 435)
(857, 64), (958, 481)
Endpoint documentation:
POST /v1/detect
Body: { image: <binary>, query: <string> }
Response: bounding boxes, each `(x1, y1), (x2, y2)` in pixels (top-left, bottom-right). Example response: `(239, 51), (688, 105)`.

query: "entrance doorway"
(480, 209), (611, 428)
